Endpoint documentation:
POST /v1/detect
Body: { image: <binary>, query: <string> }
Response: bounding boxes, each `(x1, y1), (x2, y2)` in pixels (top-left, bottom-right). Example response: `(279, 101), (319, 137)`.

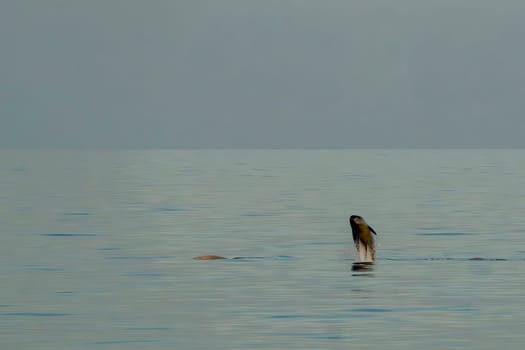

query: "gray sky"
(1, 0), (524, 148)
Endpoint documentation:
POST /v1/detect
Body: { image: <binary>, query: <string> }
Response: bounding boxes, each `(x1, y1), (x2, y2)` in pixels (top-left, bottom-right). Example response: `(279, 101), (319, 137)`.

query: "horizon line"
(1, 146), (524, 151)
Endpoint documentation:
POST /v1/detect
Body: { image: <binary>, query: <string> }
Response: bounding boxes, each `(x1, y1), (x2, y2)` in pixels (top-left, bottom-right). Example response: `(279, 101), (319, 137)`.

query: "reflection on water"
(351, 261), (375, 274)
(1, 150), (525, 349)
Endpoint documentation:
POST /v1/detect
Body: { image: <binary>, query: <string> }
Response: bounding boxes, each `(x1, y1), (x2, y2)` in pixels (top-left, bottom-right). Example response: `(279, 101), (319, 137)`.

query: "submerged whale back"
(193, 255), (226, 260)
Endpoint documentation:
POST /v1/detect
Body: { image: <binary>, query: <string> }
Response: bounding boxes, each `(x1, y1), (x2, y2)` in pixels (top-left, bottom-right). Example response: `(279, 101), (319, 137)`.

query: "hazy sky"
(1, 0), (524, 148)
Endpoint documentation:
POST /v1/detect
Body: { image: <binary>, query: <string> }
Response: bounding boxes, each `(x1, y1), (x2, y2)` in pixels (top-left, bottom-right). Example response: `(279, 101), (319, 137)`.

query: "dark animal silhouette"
(349, 215), (377, 262)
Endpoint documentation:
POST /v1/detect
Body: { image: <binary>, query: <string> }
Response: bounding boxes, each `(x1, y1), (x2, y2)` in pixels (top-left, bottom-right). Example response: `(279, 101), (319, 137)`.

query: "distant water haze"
(1, 1), (525, 148)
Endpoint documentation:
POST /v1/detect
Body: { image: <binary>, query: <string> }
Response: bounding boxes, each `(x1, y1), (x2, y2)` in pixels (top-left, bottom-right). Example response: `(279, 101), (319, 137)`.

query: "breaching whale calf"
(349, 215), (377, 263)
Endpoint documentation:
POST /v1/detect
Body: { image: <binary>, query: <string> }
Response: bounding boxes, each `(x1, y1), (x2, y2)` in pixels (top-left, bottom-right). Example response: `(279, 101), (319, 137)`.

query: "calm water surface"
(1, 150), (524, 349)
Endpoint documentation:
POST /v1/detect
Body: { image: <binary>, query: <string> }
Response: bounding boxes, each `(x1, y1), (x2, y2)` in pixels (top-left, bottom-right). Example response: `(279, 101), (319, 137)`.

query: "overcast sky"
(1, 0), (524, 148)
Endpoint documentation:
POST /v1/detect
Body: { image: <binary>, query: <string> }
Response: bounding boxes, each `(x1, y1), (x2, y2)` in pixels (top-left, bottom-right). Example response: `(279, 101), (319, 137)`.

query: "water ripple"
(0, 312), (72, 317)
(153, 207), (193, 212)
(42, 233), (97, 237)
(382, 257), (511, 262)
(416, 232), (473, 237)
(105, 255), (175, 260)
(90, 340), (159, 345)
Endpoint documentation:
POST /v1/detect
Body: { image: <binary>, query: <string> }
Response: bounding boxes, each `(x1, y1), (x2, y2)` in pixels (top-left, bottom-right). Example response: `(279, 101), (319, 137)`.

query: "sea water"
(1, 149), (524, 349)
